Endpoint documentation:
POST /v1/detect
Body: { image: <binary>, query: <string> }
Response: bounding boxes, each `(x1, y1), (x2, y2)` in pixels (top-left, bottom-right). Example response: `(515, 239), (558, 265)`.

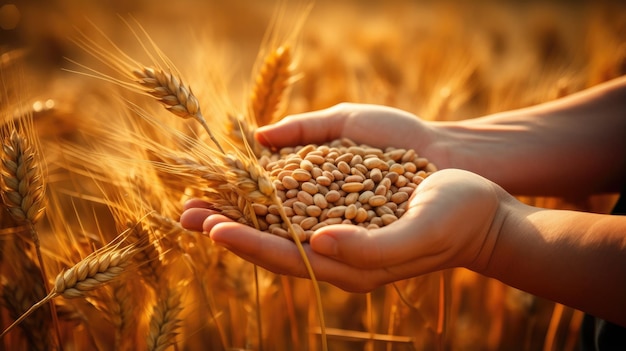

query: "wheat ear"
(0, 126), (64, 348)
(1, 129), (45, 224)
(126, 220), (163, 288)
(0, 241), (138, 338)
(54, 243), (138, 299)
(250, 45), (293, 127)
(146, 281), (183, 351)
(108, 281), (138, 351)
(0, 278), (52, 349)
(132, 67), (225, 154)
(223, 152), (328, 351)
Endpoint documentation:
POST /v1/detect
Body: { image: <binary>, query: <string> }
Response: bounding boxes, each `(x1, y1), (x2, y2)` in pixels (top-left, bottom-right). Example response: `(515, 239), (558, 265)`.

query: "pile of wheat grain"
(250, 139), (436, 241)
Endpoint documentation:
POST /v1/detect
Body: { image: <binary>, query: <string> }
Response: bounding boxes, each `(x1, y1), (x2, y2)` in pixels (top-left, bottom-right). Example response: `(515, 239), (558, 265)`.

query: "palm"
(181, 169), (504, 292)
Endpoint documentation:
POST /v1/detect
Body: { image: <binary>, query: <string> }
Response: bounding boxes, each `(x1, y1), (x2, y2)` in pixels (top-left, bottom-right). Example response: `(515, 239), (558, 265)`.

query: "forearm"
(483, 199), (626, 326)
(430, 76), (626, 196)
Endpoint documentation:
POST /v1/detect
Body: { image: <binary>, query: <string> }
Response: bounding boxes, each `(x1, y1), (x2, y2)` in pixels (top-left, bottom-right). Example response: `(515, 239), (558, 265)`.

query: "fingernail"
(254, 128), (270, 145)
(311, 234), (337, 256)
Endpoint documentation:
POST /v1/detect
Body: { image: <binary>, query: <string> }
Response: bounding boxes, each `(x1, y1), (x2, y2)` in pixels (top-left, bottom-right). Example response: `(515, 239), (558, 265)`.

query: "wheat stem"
(180, 253), (229, 350)
(272, 196), (327, 351)
(246, 201), (265, 351)
(0, 291), (54, 340)
(0, 127), (63, 349)
(29, 225), (64, 351)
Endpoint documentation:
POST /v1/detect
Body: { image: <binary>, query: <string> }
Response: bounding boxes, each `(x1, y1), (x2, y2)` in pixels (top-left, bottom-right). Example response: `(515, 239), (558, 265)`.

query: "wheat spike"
(127, 221), (163, 288)
(133, 67), (200, 118)
(108, 281), (140, 351)
(218, 149), (327, 350)
(0, 238), (138, 338)
(54, 244), (137, 299)
(132, 66), (225, 154)
(146, 282), (183, 351)
(222, 153), (276, 206)
(0, 129), (45, 224)
(0, 118), (63, 348)
(250, 45), (293, 127)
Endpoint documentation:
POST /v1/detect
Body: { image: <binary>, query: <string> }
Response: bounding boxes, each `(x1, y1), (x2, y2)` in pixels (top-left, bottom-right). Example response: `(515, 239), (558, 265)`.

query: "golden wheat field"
(1, 0), (625, 350)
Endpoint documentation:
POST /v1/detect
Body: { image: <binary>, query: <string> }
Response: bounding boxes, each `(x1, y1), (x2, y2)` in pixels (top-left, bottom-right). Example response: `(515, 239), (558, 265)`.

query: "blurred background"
(1, 0), (625, 350)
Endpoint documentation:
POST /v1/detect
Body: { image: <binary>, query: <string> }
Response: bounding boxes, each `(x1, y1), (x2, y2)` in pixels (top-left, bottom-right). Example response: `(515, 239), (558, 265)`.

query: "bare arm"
(433, 75), (626, 196)
(258, 76), (626, 196)
(481, 193), (626, 326)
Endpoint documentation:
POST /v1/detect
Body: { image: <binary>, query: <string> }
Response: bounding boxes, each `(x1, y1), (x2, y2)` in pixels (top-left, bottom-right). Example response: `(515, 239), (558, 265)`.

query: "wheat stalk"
(218, 148), (328, 350)
(0, 237), (138, 338)
(0, 239), (52, 351)
(0, 120), (64, 349)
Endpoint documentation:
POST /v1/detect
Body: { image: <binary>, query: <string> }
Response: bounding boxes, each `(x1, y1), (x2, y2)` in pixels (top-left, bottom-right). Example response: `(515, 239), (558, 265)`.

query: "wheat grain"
(182, 136), (435, 242)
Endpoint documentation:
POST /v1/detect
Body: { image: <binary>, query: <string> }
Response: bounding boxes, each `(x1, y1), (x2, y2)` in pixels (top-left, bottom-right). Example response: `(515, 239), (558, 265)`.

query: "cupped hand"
(256, 103), (443, 163)
(180, 169), (507, 293)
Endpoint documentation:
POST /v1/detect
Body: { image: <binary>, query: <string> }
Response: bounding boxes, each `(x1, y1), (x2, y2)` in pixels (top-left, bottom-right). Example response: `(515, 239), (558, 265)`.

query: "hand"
(180, 169), (507, 293)
(255, 103), (445, 165)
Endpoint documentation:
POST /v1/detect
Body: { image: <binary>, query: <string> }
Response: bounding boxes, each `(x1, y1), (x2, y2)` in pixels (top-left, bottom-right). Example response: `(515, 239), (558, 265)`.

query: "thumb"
(255, 107), (349, 149)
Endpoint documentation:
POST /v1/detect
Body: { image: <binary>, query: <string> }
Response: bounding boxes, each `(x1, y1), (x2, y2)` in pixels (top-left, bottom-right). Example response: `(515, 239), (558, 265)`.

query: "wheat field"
(1, 0), (625, 350)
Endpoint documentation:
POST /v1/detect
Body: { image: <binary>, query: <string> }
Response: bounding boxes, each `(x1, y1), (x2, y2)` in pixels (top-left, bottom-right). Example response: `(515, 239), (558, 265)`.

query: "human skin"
(180, 75), (626, 327)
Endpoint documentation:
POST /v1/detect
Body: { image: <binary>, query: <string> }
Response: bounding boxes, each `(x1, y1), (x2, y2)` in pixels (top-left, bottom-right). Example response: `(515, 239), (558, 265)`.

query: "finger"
(208, 220), (314, 278)
(209, 221), (393, 291)
(309, 221), (428, 269)
(183, 198), (213, 210)
(179, 208), (217, 232)
(255, 107), (348, 149)
(202, 214), (235, 233)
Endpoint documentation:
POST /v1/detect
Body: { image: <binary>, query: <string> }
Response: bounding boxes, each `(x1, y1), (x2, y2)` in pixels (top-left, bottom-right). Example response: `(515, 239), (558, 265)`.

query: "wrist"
(464, 186), (520, 276)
